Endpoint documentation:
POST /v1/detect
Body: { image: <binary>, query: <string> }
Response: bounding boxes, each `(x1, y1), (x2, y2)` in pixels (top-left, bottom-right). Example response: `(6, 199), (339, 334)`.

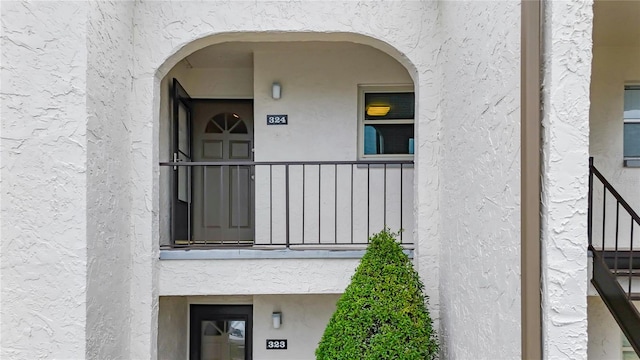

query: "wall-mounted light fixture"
(272, 311), (282, 329)
(272, 82), (282, 100)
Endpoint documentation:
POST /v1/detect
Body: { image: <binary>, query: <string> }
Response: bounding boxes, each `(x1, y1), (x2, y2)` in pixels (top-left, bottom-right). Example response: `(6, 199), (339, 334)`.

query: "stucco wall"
(589, 46), (640, 250)
(0, 1), (571, 359)
(253, 294), (339, 360)
(251, 43), (412, 162)
(436, 1), (521, 358)
(587, 296), (622, 360)
(541, 1), (593, 359)
(253, 44), (414, 243)
(158, 296), (189, 360)
(85, 2), (134, 358)
(159, 258), (359, 296)
(134, 13), (441, 360)
(159, 42), (415, 246)
(133, 0), (524, 357)
(158, 295), (339, 359)
(1, 2), (89, 358)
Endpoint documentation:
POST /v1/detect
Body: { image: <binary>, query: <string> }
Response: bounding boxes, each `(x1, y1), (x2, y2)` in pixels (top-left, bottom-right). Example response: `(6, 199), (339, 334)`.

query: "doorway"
(190, 305), (253, 360)
(171, 79), (255, 246)
(192, 100), (255, 245)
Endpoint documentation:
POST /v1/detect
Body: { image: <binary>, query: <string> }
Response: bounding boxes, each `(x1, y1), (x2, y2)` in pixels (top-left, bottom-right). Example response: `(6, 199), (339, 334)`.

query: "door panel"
(203, 140), (224, 159)
(203, 166), (224, 229)
(193, 100), (254, 244)
(191, 305), (252, 360)
(229, 166), (252, 228)
(229, 141), (251, 159)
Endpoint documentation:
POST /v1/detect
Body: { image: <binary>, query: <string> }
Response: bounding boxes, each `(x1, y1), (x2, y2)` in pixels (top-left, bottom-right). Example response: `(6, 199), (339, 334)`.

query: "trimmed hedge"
(316, 230), (438, 360)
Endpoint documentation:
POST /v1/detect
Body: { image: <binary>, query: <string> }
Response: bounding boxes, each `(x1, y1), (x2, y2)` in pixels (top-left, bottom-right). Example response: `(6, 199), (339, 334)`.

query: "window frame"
(621, 332), (638, 360)
(358, 85), (415, 161)
(624, 84), (640, 167)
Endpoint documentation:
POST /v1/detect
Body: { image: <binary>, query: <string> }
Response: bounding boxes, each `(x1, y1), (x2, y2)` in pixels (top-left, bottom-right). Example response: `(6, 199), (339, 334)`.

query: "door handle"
(173, 152), (184, 170)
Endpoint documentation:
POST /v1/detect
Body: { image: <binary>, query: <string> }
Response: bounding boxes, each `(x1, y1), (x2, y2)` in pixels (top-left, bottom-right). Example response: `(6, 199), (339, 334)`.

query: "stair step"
(629, 293), (640, 301)
(613, 269), (640, 276)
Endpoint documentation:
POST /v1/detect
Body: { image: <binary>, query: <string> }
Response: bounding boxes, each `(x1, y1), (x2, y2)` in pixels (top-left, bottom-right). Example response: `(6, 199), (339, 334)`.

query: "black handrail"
(160, 160), (414, 166)
(590, 158), (640, 231)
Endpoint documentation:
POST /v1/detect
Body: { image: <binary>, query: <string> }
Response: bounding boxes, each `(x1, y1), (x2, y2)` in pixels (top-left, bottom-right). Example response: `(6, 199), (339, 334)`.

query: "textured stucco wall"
(589, 46), (640, 252)
(589, 45), (640, 237)
(541, 1), (593, 359)
(159, 258), (359, 296)
(1, 2), (89, 358)
(134, 2), (440, 358)
(253, 294), (339, 360)
(436, 1), (521, 358)
(4, 1), (601, 359)
(85, 2), (134, 359)
(587, 296), (622, 360)
(158, 296), (188, 360)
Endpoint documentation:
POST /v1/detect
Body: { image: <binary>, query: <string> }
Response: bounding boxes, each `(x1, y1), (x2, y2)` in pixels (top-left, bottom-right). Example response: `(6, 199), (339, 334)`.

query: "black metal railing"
(589, 157), (640, 355)
(160, 160), (414, 249)
(589, 157), (640, 294)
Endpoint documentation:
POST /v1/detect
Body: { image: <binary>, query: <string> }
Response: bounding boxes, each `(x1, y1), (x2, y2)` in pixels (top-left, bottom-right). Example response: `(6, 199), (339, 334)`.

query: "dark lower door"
(190, 305), (253, 360)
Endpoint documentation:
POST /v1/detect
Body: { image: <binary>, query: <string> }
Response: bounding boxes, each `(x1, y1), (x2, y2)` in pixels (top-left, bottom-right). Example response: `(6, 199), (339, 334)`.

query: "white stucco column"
(541, 1), (593, 359)
(1, 2), (89, 358)
(86, 2), (136, 359)
(435, 1), (522, 358)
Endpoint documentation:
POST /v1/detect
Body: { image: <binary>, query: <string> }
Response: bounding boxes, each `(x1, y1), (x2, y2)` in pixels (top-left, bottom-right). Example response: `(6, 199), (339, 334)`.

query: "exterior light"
(366, 105), (391, 116)
(272, 311), (282, 329)
(272, 82), (281, 100)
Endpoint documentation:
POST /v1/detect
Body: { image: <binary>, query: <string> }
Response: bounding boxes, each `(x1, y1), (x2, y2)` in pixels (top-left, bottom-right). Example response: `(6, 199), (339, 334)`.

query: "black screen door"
(190, 305), (253, 360)
(172, 78), (193, 243)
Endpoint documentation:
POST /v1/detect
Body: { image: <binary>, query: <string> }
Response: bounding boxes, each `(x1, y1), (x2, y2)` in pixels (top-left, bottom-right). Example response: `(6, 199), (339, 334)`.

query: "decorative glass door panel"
(190, 305), (252, 360)
(200, 320), (246, 360)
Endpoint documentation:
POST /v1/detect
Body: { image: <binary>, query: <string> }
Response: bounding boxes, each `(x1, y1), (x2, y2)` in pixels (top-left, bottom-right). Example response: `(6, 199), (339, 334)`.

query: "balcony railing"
(159, 160), (414, 249)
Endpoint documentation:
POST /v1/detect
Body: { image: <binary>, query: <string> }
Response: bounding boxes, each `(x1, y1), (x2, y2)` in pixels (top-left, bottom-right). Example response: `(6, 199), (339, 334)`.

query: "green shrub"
(316, 230), (438, 360)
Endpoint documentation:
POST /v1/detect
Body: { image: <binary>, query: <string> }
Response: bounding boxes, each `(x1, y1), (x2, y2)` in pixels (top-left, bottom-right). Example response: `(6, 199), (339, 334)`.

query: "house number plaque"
(266, 339), (288, 350)
(267, 115), (288, 125)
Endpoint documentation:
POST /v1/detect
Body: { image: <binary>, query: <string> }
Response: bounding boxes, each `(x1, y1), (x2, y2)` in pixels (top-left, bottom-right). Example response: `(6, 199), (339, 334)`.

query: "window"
(624, 85), (640, 166)
(359, 86), (414, 159)
(622, 333), (639, 360)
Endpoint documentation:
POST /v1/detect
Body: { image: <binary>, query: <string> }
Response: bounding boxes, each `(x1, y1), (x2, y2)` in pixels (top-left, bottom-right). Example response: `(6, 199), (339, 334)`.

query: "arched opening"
(158, 37), (417, 249)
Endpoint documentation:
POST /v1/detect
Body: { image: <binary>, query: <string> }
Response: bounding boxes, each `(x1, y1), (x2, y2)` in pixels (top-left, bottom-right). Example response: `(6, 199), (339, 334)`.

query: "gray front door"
(192, 100), (254, 245)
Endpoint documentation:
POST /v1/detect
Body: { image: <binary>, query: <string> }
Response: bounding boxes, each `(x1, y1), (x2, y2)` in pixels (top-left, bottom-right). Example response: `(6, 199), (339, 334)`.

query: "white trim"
(357, 84), (415, 161)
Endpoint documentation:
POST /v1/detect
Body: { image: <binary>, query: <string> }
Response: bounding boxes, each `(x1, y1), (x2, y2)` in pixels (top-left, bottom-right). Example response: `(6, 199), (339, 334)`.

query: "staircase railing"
(589, 157), (640, 355)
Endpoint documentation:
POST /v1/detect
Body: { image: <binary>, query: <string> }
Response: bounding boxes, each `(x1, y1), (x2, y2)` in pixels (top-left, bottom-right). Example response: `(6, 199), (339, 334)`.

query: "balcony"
(159, 160), (414, 251)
